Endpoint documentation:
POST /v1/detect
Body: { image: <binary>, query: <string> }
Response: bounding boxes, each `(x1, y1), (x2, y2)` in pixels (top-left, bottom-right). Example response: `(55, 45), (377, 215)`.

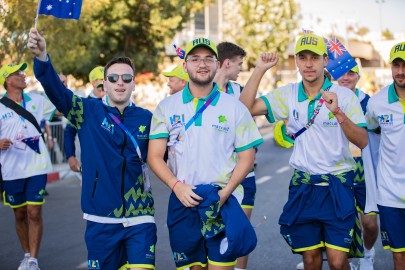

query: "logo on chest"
(170, 114), (185, 128)
(378, 114), (393, 126)
(101, 117), (114, 134)
(212, 115), (230, 133)
(322, 112), (339, 127)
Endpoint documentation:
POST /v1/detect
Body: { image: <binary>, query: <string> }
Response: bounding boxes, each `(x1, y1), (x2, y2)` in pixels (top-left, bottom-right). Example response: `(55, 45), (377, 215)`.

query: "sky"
(296, 0), (404, 36)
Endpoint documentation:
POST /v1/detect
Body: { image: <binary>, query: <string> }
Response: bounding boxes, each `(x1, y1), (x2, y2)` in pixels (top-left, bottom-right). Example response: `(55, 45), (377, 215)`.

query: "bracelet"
(333, 107), (341, 115)
(171, 180), (181, 191)
(338, 113), (347, 125)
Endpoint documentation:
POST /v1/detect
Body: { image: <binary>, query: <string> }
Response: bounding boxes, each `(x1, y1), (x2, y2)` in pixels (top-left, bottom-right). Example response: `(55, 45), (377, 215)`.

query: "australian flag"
(38, 0), (83, 20)
(325, 37), (357, 80)
(173, 44), (185, 59)
(21, 136), (41, 154)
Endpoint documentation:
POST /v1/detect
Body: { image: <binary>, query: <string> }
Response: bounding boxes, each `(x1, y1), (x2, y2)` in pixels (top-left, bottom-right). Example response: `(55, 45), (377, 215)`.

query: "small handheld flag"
(173, 44), (185, 59)
(35, 0), (83, 28)
(325, 37), (357, 80)
(21, 136), (41, 154)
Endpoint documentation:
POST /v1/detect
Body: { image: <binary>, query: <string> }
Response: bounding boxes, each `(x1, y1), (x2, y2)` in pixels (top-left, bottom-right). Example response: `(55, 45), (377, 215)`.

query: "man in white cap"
(162, 65), (189, 95)
(0, 62), (56, 270)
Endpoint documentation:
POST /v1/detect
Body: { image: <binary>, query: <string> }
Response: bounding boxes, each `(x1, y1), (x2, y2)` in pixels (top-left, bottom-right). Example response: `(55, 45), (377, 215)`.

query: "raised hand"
(27, 28), (47, 61)
(256, 52), (279, 71)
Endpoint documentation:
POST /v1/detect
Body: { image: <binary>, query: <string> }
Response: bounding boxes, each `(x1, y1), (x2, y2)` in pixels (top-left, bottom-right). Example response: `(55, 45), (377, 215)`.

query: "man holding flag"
(239, 33), (368, 270)
(0, 62), (56, 270)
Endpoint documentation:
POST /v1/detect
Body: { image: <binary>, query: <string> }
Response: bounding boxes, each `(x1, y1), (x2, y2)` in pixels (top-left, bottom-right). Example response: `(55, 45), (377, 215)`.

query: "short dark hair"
(217, 42), (247, 64)
(104, 57), (135, 79)
(4, 81), (8, 90)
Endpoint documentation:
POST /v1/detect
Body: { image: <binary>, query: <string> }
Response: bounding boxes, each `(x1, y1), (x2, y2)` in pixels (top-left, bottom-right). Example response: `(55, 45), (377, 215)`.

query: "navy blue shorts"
(85, 221), (157, 270)
(280, 184), (356, 253)
(241, 175), (256, 208)
(2, 174), (47, 208)
(378, 205), (405, 252)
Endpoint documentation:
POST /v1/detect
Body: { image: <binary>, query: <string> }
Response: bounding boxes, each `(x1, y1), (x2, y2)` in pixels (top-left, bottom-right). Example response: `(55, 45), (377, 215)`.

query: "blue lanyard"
(108, 113), (143, 162)
(177, 90), (220, 141)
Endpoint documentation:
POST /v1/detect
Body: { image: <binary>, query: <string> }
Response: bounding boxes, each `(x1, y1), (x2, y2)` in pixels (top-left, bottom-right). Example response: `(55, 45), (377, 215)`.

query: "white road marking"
(256, 175), (272, 184)
(276, 166), (290, 174)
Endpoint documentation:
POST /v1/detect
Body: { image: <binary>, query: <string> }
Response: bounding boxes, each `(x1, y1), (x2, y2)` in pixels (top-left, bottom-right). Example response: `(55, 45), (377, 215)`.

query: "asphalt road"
(0, 127), (394, 269)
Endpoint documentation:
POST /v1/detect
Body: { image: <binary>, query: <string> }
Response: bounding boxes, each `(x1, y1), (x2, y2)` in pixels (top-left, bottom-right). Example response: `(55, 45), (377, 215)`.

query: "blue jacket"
(64, 95), (99, 159)
(34, 56), (154, 219)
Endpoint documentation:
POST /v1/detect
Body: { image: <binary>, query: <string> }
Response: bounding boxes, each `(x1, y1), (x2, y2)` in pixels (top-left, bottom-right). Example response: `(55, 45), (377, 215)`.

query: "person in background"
(162, 65), (189, 95)
(0, 62), (56, 270)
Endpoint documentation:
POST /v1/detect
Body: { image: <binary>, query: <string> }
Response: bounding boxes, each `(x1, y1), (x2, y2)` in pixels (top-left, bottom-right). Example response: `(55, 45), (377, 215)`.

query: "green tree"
(222, 0), (299, 68)
(0, 0), (206, 81)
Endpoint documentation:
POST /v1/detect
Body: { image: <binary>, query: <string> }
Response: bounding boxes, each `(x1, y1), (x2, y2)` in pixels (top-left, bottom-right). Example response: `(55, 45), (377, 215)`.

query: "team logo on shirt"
(137, 125), (148, 140)
(170, 114), (185, 128)
(212, 114), (230, 133)
(292, 109), (299, 121)
(1, 111), (14, 121)
(322, 112), (338, 127)
(378, 114), (393, 126)
(101, 117), (114, 134)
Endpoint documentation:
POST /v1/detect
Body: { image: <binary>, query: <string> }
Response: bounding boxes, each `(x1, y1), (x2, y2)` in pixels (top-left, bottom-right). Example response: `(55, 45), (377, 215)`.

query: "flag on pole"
(38, 0), (83, 20)
(21, 136), (41, 154)
(325, 37), (357, 80)
(173, 44), (185, 59)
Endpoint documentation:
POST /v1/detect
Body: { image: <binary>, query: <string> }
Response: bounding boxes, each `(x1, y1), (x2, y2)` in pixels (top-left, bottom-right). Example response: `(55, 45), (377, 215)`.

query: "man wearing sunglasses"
(64, 66), (106, 174)
(28, 28), (156, 270)
(148, 38), (263, 270)
(0, 62), (56, 270)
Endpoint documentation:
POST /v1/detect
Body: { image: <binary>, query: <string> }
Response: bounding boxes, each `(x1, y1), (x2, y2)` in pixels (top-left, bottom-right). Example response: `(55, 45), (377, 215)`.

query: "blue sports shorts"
(241, 175), (256, 208)
(378, 205), (405, 252)
(2, 174), (47, 208)
(85, 221), (157, 270)
(280, 184), (356, 253)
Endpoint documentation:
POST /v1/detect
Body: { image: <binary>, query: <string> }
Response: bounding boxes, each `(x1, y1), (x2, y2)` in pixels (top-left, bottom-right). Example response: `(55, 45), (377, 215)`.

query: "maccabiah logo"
(170, 114), (185, 128)
(377, 114), (393, 126)
(88, 260), (100, 270)
(101, 117), (114, 134)
(212, 115), (230, 133)
(173, 251), (188, 263)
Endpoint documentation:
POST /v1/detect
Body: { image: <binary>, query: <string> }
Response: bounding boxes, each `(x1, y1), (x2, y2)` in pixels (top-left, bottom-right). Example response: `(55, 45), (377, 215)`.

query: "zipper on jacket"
(119, 110), (128, 217)
(91, 171), (99, 198)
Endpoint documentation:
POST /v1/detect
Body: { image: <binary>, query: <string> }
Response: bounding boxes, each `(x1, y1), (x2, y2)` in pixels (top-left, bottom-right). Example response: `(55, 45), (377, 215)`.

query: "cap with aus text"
(89, 66), (104, 83)
(185, 38), (218, 59)
(162, 65), (189, 81)
(389, 41), (405, 63)
(0, 62), (27, 86)
(295, 33), (327, 56)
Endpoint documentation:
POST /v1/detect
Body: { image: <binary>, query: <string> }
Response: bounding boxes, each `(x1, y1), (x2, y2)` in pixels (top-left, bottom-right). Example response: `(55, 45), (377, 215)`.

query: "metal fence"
(47, 121), (67, 164)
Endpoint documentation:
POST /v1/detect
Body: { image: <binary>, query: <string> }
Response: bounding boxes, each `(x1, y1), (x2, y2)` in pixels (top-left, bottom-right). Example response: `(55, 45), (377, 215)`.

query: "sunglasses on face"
(106, 73), (134, 83)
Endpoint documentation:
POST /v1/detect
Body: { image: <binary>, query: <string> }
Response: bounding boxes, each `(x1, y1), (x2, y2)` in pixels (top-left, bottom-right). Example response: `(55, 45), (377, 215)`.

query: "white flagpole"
(34, 0), (42, 29)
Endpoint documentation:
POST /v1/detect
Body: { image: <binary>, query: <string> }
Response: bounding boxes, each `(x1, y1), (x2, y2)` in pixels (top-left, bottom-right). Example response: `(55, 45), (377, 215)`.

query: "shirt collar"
(298, 76), (333, 102)
(182, 82), (220, 106)
(4, 92), (32, 102)
(388, 83), (399, 104)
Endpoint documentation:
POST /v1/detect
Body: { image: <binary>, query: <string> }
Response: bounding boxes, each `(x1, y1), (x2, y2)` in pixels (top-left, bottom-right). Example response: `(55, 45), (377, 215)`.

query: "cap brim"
(162, 71), (174, 77)
(186, 45), (218, 58)
(389, 55), (405, 63)
(295, 48), (325, 56)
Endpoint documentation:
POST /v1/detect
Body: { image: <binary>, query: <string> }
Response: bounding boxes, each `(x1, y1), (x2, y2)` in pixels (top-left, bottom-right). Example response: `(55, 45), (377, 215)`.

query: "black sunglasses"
(106, 73), (134, 83)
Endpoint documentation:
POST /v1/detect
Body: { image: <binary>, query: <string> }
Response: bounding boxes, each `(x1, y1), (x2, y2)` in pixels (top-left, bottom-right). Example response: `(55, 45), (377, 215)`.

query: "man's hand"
(27, 28), (47, 61)
(173, 182), (203, 208)
(0, 138), (13, 150)
(256, 52), (279, 71)
(320, 89), (339, 113)
(68, 156), (81, 172)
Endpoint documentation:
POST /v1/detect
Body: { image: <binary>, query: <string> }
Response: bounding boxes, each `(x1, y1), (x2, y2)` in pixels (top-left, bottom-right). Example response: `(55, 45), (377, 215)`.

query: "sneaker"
(359, 247), (375, 270)
(296, 261), (304, 270)
(28, 262), (40, 270)
(18, 256), (29, 270)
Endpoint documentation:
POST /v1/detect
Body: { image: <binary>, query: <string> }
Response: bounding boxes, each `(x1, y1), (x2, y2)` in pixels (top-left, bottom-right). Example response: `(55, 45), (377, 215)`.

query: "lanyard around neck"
(108, 113), (143, 162)
(292, 86), (331, 140)
(177, 90), (220, 141)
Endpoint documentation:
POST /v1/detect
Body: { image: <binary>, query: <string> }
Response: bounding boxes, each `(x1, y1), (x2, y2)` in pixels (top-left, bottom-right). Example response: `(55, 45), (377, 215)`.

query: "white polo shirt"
(261, 78), (366, 175)
(366, 84), (405, 208)
(0, 92), (55, 181)
(150, 83), (263, 191)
